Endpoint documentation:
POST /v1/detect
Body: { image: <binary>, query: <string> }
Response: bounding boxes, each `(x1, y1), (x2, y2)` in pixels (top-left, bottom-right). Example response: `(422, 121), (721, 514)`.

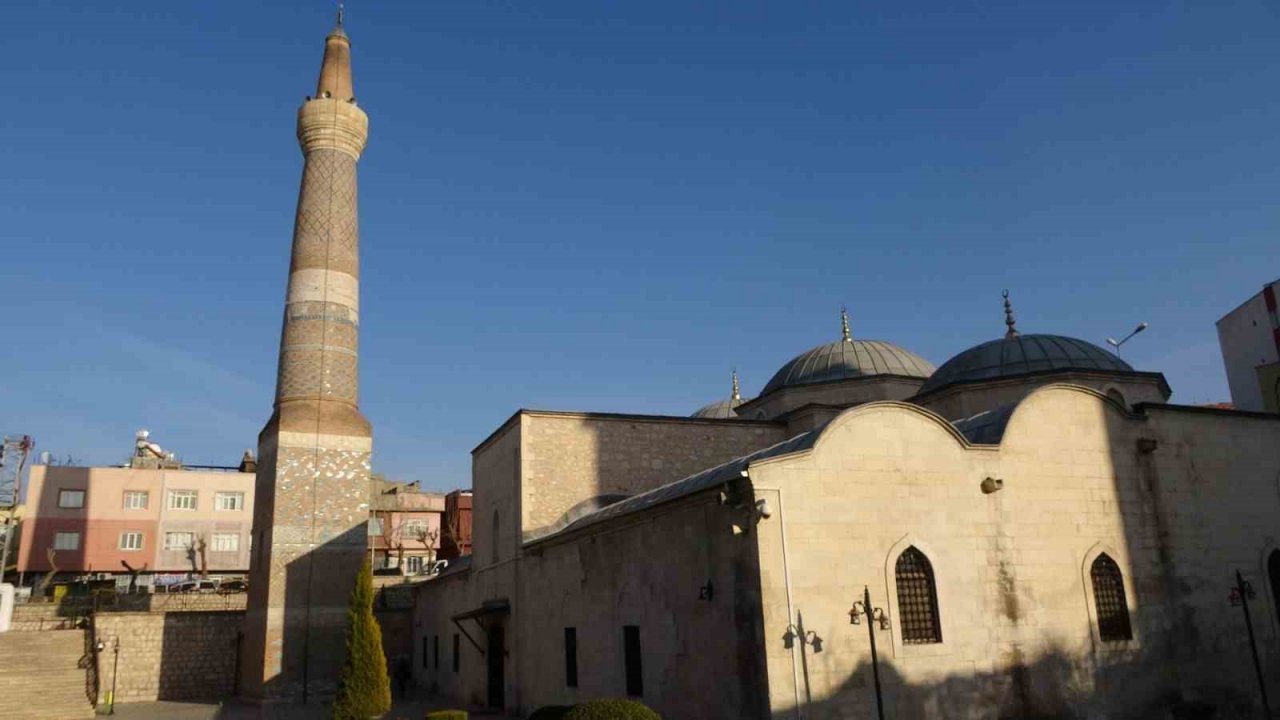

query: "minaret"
(241, 8), (372, 703)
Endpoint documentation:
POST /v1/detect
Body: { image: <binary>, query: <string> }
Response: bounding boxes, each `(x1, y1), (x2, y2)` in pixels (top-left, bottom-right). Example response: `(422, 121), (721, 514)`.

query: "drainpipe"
(751, 479), (804, 720)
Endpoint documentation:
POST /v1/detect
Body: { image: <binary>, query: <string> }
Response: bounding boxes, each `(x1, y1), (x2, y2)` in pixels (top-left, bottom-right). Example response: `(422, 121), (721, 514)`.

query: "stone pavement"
(107, 696), (499, 719)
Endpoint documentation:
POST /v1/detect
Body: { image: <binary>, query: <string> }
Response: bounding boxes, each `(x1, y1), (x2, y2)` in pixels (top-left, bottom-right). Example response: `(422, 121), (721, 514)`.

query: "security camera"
(755, 498), (773, 519)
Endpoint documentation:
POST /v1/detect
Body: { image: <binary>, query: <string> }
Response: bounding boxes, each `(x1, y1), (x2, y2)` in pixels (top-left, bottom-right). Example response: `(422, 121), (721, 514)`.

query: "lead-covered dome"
(760, 310), (935, 396)
(691, 371), (750, 419)
(919, 334), (1133, 395)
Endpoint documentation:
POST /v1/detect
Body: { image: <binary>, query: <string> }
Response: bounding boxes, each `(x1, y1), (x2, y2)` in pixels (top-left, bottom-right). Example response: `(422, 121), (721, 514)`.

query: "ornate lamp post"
(1229, 570), (1271, 717)
(849, 585), (889, 720)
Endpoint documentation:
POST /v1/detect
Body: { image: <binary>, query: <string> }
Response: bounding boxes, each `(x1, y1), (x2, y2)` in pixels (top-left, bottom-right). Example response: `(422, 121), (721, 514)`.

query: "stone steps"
(0, 630), (95, 719)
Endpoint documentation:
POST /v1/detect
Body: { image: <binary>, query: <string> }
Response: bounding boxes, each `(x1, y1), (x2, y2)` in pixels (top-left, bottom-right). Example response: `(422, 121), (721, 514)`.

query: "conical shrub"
(333, 559), (392, 719)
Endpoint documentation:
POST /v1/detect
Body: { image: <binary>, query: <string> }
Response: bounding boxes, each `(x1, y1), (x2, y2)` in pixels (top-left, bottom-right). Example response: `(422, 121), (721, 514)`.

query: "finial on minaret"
(840, 306), (851, 342)
(731, 369), (741, 402)
(337, 2), (344, 27)
(1003, 290), (1019, 338)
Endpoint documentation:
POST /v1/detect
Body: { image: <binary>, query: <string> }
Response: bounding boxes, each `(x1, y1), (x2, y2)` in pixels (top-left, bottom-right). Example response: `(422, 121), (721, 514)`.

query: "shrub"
(527, 707), (573, 720)
(332, 559), (392, 720)
(564, 699), (661, 720)
(425, 712), (469, 720)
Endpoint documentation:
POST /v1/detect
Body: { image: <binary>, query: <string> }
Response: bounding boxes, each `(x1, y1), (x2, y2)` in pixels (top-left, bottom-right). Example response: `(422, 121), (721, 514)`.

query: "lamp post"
(782, 611), (823, 705)
(1229, 570), (1271, 718)
(1106, 322), (1148, 356)
(849, 586), (889, 720)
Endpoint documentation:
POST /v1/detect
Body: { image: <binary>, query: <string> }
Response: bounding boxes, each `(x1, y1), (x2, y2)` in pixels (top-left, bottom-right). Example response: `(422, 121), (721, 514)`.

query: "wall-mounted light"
(980, 477), (1004, 494)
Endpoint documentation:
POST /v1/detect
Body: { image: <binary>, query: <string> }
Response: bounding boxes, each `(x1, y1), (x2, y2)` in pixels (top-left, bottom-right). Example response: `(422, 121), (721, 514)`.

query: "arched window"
(895, 546), (942, 644)
(1106, 388), (1126, 408)
(1090, 553), (1132, 641)
(1268, 550), (1280, 626)
(491, 509), (500, 564)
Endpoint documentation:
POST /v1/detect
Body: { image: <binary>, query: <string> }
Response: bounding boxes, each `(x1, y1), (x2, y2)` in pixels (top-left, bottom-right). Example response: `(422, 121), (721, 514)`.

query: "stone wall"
(11, 593), (247, 631)
(519, 411), (789, 537)
(93, 610), (244, 703)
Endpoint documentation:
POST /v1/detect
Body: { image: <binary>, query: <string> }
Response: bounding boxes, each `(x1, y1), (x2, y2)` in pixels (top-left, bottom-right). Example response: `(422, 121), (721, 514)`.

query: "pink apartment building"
(18, 463), (255, 586)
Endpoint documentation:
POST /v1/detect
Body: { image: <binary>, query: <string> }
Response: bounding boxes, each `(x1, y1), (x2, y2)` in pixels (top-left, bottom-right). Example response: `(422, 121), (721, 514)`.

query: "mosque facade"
(413, 303), (1280, 719)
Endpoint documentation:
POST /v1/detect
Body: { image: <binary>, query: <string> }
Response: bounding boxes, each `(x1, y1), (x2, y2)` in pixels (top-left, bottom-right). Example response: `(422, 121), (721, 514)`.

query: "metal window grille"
(1090, 554), (1132, 641)
(895, 546), (942, 644)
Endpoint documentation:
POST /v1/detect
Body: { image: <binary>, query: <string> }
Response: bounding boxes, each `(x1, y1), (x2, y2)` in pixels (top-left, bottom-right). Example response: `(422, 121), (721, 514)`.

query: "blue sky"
(2, 1), (1276, 488)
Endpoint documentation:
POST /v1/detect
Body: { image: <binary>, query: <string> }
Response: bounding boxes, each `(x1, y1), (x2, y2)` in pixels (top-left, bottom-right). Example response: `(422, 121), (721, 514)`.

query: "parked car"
(218, 579), (248, 593)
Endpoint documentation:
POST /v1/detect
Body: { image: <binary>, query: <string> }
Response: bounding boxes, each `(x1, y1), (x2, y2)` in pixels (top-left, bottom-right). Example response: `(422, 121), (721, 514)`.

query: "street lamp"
(849, 586), (889, 720)
(1229, 570), (1271, 717)
(1106, 322), (1148, 356)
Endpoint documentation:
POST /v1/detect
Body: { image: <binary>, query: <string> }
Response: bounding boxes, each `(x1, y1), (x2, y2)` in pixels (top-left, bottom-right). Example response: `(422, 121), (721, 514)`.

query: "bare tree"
(35, 547), (58, 597)
(120, 560), (149, 594)
(197, 536), (208, 579)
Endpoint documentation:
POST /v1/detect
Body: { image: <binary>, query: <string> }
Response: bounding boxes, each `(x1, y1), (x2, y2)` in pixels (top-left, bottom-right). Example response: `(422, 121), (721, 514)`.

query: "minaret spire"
(242, 11), (372, 705)
(316, 5), (354, 100)
(731, 369), (741, 402)
(840, 306), (852, 342)
(1003, 290), (1019, 339)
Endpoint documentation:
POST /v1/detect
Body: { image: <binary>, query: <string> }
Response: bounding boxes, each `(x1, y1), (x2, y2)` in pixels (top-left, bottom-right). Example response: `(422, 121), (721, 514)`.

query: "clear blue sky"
(3, 1), (1276, 488)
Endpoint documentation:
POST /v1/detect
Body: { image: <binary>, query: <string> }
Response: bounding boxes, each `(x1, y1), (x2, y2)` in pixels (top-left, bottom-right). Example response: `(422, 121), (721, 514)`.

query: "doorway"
(487, 623), (504, 709)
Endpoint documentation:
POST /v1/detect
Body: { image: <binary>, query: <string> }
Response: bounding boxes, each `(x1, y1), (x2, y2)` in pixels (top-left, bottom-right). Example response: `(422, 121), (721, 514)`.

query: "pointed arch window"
(1090, 553), (1132, 641)
(895, 546), (942, 644)
(1268, 550), (1280, 626)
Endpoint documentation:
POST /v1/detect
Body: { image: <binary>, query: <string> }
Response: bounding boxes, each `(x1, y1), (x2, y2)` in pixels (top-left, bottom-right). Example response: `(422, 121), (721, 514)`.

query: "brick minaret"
(241, 9), (372, 704)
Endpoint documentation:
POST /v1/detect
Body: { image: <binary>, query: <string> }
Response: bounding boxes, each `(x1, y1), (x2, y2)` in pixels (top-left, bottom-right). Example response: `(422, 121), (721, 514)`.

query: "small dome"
(919, 334), (1133, 395)
(691, 397), (747, 419)
(691, 370), (749, 419)
(761, 339), (936, 396)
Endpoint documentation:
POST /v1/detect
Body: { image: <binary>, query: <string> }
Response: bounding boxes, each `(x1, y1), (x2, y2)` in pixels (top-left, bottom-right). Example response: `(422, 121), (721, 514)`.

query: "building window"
(452, 634), (459, 673)
(119, 532), (143, 551)
(491, 509), (500, 564)
(1106, 388), (1127, 407)
(123, 491), (149, 510)
(895, 546), (942, 644)
(57, 490), (84, 509)
(564, 627), (578, 688)
(422, 636), (429, 670)
(164, 531), (194, 551)
(403, 519), (428, 538)
(1090, 553), (1133, 641)
(1269, 551), (1280, 627)
(406, 556), (423, 575)
(623, 625), (642, 697)
(53, 531), (80, 551)
(211, 533), (240, 552)
(168, 490), (197, 510)
(433, 635), (440, 670)
(215, 492), (245, 511)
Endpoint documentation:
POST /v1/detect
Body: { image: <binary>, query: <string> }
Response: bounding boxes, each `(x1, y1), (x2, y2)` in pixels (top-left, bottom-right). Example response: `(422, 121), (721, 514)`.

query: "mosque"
(413, 297), (1280, 719)
(234, 9), (1280, 720)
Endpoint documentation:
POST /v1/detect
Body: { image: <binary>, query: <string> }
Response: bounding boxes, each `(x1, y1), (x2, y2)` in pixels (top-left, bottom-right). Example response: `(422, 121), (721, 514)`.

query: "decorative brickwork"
(240, 14), (373, 706)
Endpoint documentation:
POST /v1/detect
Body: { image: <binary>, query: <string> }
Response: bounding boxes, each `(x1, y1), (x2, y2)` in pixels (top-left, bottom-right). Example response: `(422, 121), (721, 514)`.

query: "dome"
(691, 397), (747, 419)
(761, 338), (936, 395)
(691, 371), (749, 419)
(919, 334), (1133, 395)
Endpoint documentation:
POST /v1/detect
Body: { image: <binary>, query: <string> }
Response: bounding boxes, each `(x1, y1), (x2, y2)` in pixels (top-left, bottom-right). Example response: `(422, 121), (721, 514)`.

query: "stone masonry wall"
(521, 412), (789, 537)
(12, 594), (247, 631)
(93, 610), (244, 704)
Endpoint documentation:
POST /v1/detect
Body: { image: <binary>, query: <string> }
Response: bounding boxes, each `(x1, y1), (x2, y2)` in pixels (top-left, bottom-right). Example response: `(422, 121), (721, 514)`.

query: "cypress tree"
(333, 559), (392, 719)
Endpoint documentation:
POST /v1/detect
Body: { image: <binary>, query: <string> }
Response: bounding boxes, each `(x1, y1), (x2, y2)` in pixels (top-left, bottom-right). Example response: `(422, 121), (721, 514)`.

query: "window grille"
(123, 491), (148, 510)
(1090, 553), (1132, 641)
(215, 492), (244, 511)
(57, 490), (84, 509)
(168, 490), (197, 510)
(895, 546), (942, 644)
